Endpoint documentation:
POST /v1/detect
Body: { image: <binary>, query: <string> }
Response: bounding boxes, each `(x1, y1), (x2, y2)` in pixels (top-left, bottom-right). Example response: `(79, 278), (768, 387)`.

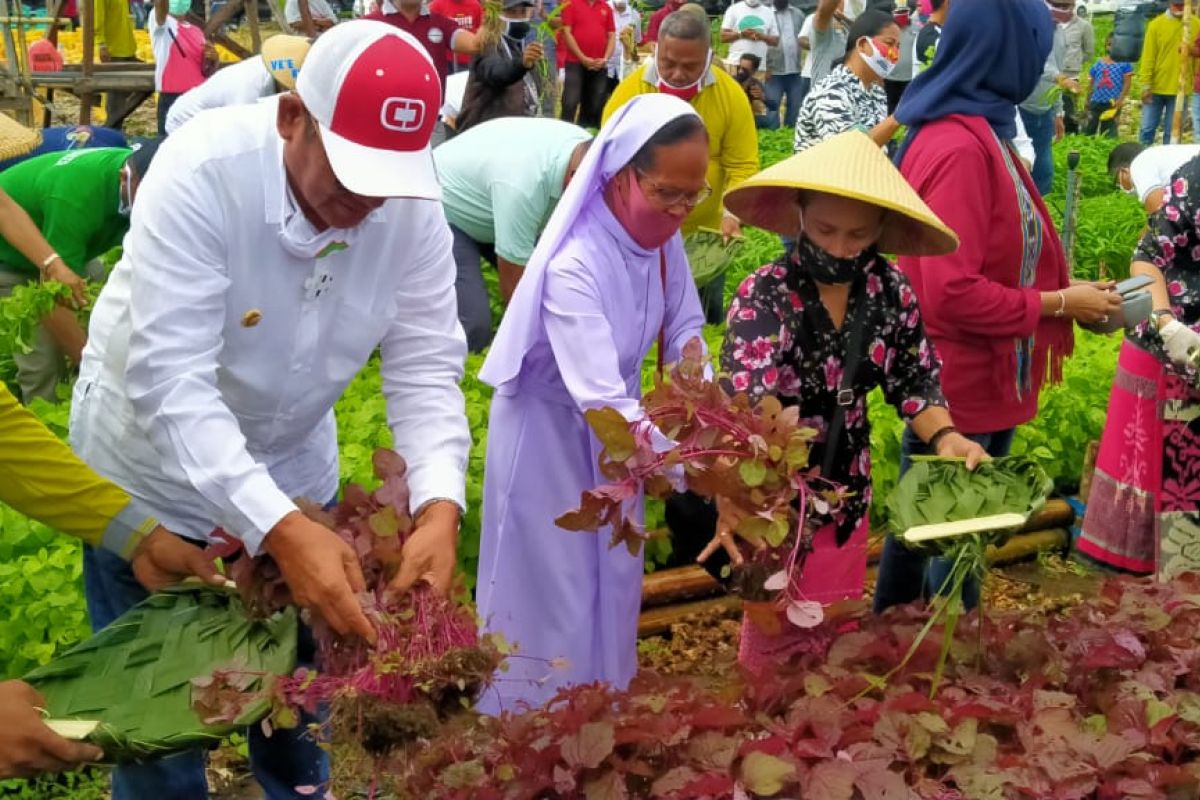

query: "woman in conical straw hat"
(476, 94), (707, 713)
(697, 129), (986, 670)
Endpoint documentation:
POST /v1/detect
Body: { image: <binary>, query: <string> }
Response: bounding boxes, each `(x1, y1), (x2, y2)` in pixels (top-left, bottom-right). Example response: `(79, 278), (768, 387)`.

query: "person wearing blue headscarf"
(874, 0), (1121, 614)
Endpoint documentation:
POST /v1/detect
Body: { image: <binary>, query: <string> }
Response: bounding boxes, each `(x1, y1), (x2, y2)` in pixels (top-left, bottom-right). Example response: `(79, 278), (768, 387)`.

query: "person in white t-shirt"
(72, 21), (470, 798)
(285, 0), (339, 30)
(607, 0), (642, 85)
(1109, 142), (1200, 215)
(721, 0), (779, 68)
(165, 34), (310, 134)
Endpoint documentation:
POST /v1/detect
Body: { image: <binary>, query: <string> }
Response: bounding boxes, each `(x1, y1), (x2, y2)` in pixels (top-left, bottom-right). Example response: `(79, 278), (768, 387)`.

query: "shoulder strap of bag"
(820, 280), (869, 479)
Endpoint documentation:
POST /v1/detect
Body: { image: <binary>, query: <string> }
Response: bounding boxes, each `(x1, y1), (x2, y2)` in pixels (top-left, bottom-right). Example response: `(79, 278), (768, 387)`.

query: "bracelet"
(928, 425), (958, 453)
(40, 252), (62, 271)
(1053, 290), (1066, 318)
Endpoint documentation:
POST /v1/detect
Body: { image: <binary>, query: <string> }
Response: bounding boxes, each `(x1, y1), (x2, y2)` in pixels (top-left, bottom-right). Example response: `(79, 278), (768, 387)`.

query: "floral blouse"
(720, 254), (947, 541)
(1133, 158), (1200, 370)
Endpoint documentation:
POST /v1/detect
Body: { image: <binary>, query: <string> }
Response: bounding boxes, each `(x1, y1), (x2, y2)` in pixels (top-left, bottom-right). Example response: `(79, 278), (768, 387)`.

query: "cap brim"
(319, 122), (441, 200)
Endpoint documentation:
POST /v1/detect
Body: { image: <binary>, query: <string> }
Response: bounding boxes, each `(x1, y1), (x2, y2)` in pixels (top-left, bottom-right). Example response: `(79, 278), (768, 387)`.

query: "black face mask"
(736, 68), (751, 81)
(796, 234), (874, 284)
(505, 18), (531, 39)
(773, 0), (788, 9)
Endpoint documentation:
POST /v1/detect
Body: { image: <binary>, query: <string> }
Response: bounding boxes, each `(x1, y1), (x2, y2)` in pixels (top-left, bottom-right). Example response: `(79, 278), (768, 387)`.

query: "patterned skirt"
(1078, 340), (1200, 579)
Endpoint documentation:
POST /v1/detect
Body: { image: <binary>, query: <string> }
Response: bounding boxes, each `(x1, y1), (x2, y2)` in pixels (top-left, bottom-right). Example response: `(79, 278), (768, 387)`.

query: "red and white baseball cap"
(295, 20), (442, 199)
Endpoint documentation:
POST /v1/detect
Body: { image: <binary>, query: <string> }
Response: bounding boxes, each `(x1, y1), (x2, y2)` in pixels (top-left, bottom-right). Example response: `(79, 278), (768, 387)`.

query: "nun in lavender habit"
(475, 93), (710, 714)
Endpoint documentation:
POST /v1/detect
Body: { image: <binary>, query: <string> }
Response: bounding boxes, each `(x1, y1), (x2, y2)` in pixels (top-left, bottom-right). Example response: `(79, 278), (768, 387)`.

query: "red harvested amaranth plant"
(196, 449), (504, 762)
(558, 337), (844, 613)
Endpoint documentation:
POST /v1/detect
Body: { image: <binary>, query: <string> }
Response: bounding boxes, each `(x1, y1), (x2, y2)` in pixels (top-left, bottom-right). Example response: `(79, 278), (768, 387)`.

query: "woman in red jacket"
(873, 0), (1120, 612)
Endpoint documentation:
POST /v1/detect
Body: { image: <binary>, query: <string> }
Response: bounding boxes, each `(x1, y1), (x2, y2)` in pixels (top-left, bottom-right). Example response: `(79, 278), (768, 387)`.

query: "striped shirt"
(793, 64), (886, 153)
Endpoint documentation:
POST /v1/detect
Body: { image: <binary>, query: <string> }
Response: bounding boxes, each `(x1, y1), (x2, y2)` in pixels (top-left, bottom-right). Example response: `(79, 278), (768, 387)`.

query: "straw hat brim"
(724, 130), (960, 258)
(0, 113), (41, 162)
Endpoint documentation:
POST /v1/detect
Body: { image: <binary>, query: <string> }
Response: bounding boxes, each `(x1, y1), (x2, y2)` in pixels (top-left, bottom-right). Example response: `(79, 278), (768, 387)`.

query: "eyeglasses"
(635, 169), (712, 211)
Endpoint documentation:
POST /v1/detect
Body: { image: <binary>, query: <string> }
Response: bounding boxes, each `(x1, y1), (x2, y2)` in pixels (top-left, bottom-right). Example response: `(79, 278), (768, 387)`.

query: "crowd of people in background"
(11, 0), (1200, 793)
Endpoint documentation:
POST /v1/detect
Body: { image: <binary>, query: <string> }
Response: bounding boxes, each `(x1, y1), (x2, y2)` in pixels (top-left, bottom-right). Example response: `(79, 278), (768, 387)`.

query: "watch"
(1153, 309), (1174, 330)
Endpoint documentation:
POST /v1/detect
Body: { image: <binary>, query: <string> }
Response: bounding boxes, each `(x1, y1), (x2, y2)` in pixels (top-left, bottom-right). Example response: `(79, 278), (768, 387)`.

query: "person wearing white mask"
(603, 10), (758, 323)
(608, 0), (642, 87)
(70, 22), (470, 797)
(721, 0), (780, 72)
(793, 9), (899, 152)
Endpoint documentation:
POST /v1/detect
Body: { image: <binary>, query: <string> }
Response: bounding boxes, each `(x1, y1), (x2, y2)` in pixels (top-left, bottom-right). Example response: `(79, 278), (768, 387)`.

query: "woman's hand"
(522, 41), (544, 68)
(696, 497), (747, 567)
(1059, 283), (1122, 324)
(0, 681), (103, 779)
(934, 432), (989, 470)
(1160, 319), (1200, 368)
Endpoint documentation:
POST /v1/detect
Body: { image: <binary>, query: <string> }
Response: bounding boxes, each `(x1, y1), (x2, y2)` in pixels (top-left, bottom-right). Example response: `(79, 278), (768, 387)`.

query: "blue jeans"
(872, 426), (1016, 615)
(754, 112), (780, 130)
(1018, 107), (1055, 196)
(765, 72), (804, 129)
(83, 545), (330, 799)
(1192, 93), (1200, 144)
(1139, 93), (1177, 145)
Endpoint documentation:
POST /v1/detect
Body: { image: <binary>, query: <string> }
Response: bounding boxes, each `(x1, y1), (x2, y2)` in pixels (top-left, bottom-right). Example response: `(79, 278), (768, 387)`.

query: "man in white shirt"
(721, 0), (779, 69)
(1109, 142), (1200, 214)
(72, 21), (470, 798)
(607, 0), (642, 85)
(165, 34), (310, 134)
(286, 0), (339, 30)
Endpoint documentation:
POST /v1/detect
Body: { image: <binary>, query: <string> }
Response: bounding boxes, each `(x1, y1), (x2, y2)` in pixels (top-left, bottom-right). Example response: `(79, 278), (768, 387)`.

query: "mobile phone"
(1115, 275), (1154, 296)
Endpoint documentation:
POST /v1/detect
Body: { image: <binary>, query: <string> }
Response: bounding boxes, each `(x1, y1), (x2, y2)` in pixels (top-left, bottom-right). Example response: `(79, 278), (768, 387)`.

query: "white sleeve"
(1129, 154), (1163, 204)
(1013, 109), (1035, 167)
(124, 157), (297, 555)
(378, 216), (471, 514)
(722, 5), (736, 29)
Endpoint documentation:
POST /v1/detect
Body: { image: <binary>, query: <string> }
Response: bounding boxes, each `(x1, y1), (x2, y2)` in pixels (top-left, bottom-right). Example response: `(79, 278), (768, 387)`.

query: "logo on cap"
(380, 97), (426, 132)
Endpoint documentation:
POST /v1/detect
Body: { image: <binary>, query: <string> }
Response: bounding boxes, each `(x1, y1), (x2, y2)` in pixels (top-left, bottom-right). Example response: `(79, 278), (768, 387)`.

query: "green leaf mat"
(24, 584), (298, 762)
(684, 228), (746, 288)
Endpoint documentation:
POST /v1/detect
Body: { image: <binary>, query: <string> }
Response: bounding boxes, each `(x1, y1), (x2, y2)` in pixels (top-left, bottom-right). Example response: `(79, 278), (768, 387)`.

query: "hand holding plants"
(0, 680), (102, 779)
(130, 527), (225, 592)
(522, 41), (544, 68)
(388, 500), (460, 599)
(262, 512), (376, 644)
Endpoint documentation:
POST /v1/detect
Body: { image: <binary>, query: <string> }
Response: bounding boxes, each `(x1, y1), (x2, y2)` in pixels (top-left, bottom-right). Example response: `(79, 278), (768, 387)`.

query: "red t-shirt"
(430, 0), (482, 66)
(561, 0), (615, 63)
(645, 0), (684, 42)
(364, 9), (459, 88)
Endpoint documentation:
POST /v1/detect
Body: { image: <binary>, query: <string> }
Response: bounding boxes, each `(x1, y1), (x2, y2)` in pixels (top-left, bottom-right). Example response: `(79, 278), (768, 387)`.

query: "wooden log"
(638, 527), (1071, 630)
(200, 2), (243, 37)
(642, 566), (720, 608)
(1080, 440), (1100, 504)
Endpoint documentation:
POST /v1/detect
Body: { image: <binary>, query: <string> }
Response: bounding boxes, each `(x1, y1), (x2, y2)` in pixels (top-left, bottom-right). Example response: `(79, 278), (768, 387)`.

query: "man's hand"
(130, 527), (225, 592)
(98, 44), (110, 63)
(1142, 88), (1153, 105)
(1054, 115), (1065, 141)
(522, 41), (544, 68)
(0, 681), (103, 779)
(43, 260), (88, 309)
(720, 213), (741, 243)
(263, 512), (377, 643)
(388, 501), (459, 600)
(1060, 76), (1080, 94)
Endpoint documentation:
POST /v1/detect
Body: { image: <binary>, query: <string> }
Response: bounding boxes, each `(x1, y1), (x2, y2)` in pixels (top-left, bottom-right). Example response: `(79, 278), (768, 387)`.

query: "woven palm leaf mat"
(24, 584), (298, 762)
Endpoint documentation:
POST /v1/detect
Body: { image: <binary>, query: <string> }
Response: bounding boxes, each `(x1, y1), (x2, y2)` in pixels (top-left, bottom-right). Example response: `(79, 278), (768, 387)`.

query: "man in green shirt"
(0, 141), (161, 403)
(433, 117), (592, 351)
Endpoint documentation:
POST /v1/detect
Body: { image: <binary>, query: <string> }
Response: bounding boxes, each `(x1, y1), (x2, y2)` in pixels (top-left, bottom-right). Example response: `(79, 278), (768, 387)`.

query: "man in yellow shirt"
(0, 190), (222, 780)
(1139, 0), (1186, 145)
(602, 9), (759, 323)
(95, 0), (140, 127)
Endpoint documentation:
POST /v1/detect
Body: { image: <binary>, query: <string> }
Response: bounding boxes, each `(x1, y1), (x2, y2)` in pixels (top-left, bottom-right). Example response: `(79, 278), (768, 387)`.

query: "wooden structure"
(637, 497), (1077, 637)
(0, 0), (270, 129)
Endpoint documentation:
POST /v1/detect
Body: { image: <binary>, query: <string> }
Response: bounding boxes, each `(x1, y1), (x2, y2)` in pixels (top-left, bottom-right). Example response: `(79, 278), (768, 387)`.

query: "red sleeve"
(561, 0), (576, 27)
(899, 135), (1041, 340)
(605, 5), (615, 32)
(646, 7), (665, 40)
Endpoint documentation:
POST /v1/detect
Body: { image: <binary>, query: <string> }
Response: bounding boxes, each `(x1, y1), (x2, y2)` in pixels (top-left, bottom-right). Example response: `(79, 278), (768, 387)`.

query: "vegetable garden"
(4, 11), (1192, 794)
